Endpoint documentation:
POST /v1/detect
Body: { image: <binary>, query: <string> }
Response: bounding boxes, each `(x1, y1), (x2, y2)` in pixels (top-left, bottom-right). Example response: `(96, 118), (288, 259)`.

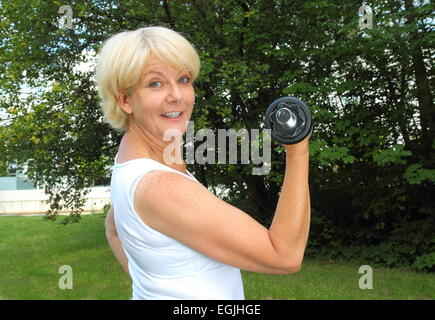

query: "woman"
(96, 26), (311, 300)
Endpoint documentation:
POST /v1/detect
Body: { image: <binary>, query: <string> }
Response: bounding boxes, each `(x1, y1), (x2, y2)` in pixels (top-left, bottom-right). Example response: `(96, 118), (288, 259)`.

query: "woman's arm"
(133, 135), (311, 274)
(268, 139), (311, 268)
(105, 206), (131, 279)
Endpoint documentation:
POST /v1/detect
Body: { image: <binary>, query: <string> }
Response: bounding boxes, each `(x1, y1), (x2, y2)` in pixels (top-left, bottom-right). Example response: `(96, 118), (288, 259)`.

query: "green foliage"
(102, 203), (111, 218)
(372, 144), (412, 166)
(307, 215), (435, 272)
(412, 253), (435, 273)
(403, 164), (435, 185)
(0, 159), (8, 176)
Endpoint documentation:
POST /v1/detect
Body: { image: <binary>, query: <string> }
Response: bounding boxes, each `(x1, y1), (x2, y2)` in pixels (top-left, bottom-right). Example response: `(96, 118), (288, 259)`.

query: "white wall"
(0, 187), (111, 215)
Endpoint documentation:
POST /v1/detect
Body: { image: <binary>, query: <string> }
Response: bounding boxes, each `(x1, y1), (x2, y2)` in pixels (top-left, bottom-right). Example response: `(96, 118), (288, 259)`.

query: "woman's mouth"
(161, 111), (183, 122)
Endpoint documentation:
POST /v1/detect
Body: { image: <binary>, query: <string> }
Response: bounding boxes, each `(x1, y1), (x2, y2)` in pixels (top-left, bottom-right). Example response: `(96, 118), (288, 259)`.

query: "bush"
(305, 212), (435, 272)
(412, 253), (435, 273)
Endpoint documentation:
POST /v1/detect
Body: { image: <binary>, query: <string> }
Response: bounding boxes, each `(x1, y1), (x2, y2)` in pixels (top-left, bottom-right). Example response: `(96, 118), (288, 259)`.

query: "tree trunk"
(404, 0), (434, 156)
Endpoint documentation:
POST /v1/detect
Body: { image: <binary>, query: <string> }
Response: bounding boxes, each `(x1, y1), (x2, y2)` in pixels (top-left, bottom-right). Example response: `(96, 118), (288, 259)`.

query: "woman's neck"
(118, 129), (186, 173)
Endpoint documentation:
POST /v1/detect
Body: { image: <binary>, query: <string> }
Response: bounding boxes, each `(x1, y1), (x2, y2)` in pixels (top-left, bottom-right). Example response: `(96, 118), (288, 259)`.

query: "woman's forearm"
(105, 206), (131, 279)
(268, 140), (311, 268)
(106, 233), (131, 279)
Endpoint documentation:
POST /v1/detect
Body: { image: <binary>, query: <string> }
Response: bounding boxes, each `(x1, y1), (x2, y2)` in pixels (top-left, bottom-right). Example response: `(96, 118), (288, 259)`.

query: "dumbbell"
(265, 96), (314, 145)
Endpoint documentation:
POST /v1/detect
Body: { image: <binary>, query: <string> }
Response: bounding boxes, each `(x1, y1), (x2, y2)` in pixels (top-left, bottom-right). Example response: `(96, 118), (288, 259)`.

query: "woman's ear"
(117, 88), (134, 115)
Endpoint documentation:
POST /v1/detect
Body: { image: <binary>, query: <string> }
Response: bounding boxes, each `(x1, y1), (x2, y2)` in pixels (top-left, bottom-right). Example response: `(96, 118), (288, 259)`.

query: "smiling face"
(118, 54), (195, 143)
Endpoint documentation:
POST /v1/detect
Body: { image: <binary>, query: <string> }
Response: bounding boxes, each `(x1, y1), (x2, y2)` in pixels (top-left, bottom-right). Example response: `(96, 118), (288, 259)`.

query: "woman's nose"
(167, 83), (183, 103)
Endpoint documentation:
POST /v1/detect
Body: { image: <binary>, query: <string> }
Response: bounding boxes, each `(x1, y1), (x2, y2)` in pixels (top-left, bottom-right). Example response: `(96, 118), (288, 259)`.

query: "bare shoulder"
(139, 169), (204, 193)
(135, 170), (209, 211)
(133, 169), (221, 227)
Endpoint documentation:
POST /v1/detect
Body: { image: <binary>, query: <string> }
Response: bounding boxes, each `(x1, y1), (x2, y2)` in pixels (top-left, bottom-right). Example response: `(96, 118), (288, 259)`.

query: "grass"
(0, 214), (433, 300)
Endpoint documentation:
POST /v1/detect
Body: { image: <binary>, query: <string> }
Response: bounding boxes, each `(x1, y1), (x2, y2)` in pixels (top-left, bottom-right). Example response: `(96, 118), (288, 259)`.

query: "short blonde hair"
(95, 26), (201, 132)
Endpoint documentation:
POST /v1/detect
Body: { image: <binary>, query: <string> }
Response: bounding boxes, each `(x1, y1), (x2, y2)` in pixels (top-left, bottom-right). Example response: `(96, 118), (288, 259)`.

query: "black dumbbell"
(265, 96), (314, 145)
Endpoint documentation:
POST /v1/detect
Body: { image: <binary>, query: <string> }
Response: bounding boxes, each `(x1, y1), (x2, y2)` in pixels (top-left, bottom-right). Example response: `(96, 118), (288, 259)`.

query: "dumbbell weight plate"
(265, 96), (314, 145)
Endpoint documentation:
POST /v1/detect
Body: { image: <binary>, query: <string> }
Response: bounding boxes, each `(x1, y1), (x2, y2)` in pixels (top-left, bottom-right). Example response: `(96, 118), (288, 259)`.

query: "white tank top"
(110, 155), (245, 300)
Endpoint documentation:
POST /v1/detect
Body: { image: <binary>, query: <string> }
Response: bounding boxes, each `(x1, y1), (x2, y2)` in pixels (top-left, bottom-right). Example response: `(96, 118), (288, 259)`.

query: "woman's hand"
(283, 133), (311, 157)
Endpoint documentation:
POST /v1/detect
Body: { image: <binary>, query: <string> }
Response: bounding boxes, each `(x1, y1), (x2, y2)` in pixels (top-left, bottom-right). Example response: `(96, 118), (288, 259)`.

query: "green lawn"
(0, 214), (433, 300)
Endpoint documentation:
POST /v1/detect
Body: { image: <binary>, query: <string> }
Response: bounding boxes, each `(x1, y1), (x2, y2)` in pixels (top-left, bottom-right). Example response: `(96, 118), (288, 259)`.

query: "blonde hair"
(95, 26), (201, 132)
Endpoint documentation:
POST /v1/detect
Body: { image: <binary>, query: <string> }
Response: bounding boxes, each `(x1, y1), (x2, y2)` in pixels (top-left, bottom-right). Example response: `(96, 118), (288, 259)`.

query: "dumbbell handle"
(275, 108), (298, 127)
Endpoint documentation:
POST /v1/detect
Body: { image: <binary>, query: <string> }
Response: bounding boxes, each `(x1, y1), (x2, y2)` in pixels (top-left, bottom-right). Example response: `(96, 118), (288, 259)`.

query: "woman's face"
(120, 54), (195, 142)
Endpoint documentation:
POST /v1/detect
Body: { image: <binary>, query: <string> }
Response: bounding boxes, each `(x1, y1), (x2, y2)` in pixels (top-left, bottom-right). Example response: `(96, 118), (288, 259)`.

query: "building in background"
(0, 161), (37, 191)
(0, 160), (110, 215)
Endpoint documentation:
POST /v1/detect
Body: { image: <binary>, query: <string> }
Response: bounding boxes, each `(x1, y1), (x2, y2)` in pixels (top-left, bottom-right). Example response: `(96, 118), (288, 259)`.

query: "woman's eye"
(179, 76), (190, 84)
(149, 81), (162, 88)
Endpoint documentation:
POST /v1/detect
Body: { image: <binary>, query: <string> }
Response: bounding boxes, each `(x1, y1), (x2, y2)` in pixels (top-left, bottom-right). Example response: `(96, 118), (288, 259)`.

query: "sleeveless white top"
(110, 154), (245, 300)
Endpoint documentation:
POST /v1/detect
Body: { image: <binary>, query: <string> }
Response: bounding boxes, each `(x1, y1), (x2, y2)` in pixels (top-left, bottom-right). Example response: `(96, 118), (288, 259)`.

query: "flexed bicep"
(134, 170), (301, 274)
